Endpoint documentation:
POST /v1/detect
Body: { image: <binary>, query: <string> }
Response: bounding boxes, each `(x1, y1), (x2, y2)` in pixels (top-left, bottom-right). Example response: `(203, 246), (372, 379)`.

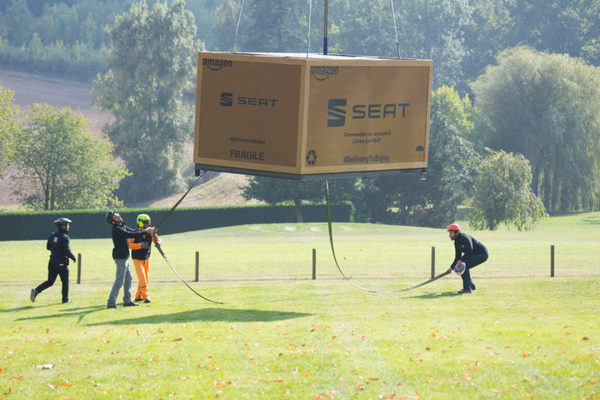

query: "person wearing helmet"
(446, 223), (489, 294)
(128, 214), (161, 303)
(30, 218), (77, 304)
(105, 211), (156, 309)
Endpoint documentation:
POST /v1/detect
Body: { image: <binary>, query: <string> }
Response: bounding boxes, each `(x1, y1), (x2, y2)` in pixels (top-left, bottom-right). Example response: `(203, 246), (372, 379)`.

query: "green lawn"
(1, 213), (599, 398)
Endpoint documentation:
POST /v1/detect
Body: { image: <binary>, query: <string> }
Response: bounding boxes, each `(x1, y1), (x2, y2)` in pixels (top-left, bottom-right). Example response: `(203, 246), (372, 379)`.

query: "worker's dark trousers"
(36, 261), (69, 302)
(461, 250), (489, 290)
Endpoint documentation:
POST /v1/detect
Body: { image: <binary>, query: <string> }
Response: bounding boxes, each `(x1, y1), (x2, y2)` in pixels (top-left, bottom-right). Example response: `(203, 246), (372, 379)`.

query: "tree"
(462, 0), (513, 91)
(242, 177), (357, 222)
(0, 84), (20, 177)
(5, 0), (33, 46)
(94, 0), (198, 202)
(471, 47), (600, 211)
(506, 0), (600, 64)
(10, 103), (128, 210)
(332, 0), (474, 91)
(238, 0), (306, 53)
(212, 0), (239, 51)
(358, 86), (480, 227)
(469, 149), (546, 230)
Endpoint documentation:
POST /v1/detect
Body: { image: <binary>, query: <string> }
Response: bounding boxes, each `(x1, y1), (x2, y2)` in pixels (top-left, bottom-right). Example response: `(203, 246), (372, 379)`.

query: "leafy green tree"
(358, 86), (480, 227)
(506, 0), (600, 64)
(469, 149), (545, 230)
(242, 178), (322, 222)
(5, 0), (33, 45)
(242, 177), (357, 222)
(213, 0), (324, 53)
(212, 0), (239, 51)
(462, 0), (513, 90)
(10, 103), (128, 210)
(472, 47), (600, 211)
(332, 0), (474, 91)
(186, 0), (218, 49)
(0, 84), (20, 177)
(238, 0), (307, 53)
(94, 0), (198, 202)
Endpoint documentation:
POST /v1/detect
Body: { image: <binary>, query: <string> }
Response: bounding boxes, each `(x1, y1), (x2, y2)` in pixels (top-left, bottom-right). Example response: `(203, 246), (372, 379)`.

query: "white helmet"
(454, 262), (466, 275)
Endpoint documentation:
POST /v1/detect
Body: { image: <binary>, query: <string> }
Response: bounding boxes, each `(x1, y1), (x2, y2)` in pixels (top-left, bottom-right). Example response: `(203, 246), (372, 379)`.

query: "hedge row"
(0, 203), (354, 241)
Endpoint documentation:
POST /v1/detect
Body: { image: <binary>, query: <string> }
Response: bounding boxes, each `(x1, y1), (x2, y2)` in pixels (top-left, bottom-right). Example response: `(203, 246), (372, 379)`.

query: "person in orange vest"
(128, 214), (160, 303)
(446, 223), (489, 294)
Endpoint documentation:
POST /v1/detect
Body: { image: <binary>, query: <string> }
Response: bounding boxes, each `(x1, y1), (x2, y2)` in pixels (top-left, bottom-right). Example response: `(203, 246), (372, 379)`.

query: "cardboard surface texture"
(194, 52), (432, 179)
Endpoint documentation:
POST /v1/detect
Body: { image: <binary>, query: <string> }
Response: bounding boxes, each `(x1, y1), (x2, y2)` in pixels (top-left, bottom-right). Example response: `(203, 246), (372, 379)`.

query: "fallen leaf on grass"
(174, 337), (184, 341)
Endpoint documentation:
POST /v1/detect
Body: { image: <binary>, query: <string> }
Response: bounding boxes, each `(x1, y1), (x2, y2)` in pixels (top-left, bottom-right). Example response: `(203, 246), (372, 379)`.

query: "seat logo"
(327, 99), (347, 127)
(220, 92), (233, 106)
(327, 98), (410, 127)
(219, 92), (278, 108)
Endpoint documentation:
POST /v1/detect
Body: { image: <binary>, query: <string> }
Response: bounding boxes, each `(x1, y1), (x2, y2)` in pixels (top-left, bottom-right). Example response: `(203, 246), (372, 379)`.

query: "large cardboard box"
(194, 52), (432, 179)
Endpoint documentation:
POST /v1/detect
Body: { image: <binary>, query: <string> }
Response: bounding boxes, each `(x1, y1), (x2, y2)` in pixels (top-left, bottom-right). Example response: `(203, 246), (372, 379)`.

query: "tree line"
(1, 0), (599, 91)
(1, 0), (599, 230)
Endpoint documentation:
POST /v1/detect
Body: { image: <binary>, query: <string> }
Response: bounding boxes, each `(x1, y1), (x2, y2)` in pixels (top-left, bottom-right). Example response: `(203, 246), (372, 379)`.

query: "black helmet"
(54, 217), (72, 229)
(105, 210), (115, 224)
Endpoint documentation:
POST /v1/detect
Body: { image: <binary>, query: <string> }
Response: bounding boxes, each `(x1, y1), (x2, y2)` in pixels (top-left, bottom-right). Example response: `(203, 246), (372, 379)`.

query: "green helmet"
(137, 214), (151, 228)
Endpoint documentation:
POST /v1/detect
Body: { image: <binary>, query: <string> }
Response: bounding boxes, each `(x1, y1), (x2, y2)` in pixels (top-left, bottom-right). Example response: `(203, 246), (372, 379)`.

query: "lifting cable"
(231, 0), (246, 53)
(306, 0), (313, 58)
(325, 180), (450, 293)
(390, 0), (401, 59)
(153, 172), (223, 304)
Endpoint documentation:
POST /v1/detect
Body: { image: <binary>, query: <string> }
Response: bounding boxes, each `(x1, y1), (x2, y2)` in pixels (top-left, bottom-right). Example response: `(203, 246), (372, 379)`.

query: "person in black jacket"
(105, 211), (156, 309)
(30, 218), (77, 304)
(446, 223), (489, 294)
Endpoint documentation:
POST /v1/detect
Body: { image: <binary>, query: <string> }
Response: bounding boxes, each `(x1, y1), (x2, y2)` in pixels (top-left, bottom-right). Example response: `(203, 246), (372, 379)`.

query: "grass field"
(1, 213), (599, 398)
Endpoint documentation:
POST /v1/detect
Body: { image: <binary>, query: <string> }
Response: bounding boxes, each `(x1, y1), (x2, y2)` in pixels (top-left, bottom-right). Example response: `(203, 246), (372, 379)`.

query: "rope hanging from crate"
(325, 180), (450, 293)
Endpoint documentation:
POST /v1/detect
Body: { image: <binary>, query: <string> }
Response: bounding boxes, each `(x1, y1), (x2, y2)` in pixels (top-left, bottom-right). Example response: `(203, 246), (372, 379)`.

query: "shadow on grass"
(16, 306), (311, 325)
(16, 305), (107, 324)
(1, 303), (61, 313)
(405, 291), (460, 299)
(87, 308), (312, 326)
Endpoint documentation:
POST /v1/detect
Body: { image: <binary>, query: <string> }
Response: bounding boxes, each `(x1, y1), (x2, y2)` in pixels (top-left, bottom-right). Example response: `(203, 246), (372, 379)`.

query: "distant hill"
(0, 69), (259, 210)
